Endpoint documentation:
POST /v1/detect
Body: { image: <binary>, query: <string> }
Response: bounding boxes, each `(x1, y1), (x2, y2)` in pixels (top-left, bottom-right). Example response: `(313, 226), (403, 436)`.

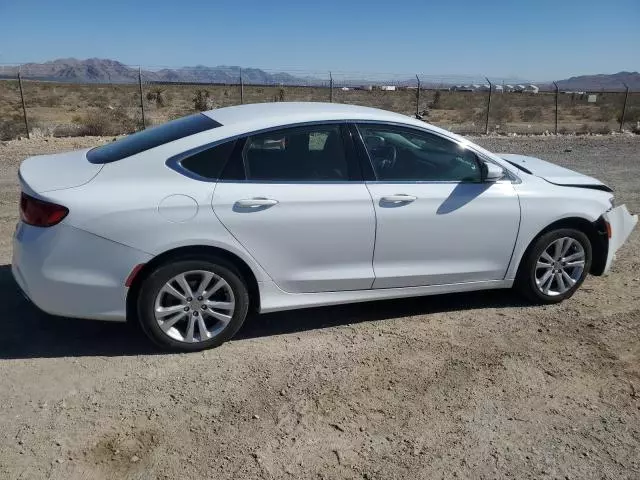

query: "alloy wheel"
(153, 270), (235, 343)
(535, 237), (586, 296)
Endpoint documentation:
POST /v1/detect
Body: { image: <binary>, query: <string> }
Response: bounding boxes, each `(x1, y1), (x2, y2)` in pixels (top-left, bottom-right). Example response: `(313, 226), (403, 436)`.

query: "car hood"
(500, 153), (612, 192)
(19, 148), (103, 194)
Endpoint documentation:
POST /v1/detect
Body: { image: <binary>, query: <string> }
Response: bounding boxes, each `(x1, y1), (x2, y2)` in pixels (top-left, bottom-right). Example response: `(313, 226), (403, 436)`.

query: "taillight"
(19, 192), (69, 227)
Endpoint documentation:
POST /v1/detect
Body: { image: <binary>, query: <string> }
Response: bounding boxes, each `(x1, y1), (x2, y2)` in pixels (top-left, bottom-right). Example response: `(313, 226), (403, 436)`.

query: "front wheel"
(516, 228), (592, 304)
(137, 257), (250, 351)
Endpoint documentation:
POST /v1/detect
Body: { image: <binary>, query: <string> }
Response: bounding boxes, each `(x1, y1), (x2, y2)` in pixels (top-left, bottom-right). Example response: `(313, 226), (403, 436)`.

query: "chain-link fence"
(0, 63), (637, 140)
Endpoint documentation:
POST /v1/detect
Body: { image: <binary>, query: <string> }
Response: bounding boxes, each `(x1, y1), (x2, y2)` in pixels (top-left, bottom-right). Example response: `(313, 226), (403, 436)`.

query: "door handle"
(235, 197), (279, 207)
(380, 194), (417, 203)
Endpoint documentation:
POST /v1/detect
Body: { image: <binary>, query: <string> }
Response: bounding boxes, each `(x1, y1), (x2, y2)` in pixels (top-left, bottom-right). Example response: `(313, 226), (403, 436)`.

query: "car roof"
(203, 102), (412, 129)
(199, 102), (504, 166)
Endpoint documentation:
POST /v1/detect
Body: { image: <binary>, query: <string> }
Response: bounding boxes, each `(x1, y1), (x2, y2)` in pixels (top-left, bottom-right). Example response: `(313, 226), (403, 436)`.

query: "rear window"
(87, 114), (221, 164)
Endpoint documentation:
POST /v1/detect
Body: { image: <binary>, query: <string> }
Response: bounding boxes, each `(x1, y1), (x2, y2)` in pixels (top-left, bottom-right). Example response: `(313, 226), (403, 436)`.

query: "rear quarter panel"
(43, 138), (272, 284)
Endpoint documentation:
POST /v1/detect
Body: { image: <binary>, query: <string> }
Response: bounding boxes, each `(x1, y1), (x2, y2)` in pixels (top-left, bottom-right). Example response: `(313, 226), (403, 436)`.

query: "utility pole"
(415, 75), (421, 118)
(620, 83), (629, 133)
(485, 77), (492, 135)
(138, 67), (146, 129)
(329, 72), (333, 103)
(553, 81), (559, 135)
(17, 69), (30, 139)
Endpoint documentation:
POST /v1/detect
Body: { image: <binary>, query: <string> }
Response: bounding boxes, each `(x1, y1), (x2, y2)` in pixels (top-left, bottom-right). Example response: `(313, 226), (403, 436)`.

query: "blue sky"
(0, 0), (638, 80)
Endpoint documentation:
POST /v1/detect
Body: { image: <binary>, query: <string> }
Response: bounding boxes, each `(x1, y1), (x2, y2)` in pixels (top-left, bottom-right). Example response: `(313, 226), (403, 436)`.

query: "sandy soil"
(0, 135), (638, 480)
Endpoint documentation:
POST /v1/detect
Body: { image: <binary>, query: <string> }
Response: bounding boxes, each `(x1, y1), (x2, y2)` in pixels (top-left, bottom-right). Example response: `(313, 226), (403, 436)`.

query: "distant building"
(494, 84), (504, 92)
(504, 84), (515, 92)
(380, 85), (397, 91)
(515, 84), (526, 92)
(524, 84), (539, 94)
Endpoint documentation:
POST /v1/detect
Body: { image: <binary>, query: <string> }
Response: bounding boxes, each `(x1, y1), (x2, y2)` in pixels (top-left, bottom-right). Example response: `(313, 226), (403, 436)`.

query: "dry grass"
(1, 79), (638, 140)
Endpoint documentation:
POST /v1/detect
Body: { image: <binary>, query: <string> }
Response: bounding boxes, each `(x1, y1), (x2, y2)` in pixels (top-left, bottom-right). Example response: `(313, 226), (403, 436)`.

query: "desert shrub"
(618, 106), (640, 124)
(52, 124), (86, 138)
(483, 101), (512, 125)
(72, 108), (137, 136)
(577, 123), (605, 135)
(193, 90), (213, 111)
(0, 114), (27, 140)
(597, 106), (617, 122)
(146, 87), (166, 108)
(40, 95), (62, 107)
(430, 91), (441, 109)
(521, 108), (543, 122)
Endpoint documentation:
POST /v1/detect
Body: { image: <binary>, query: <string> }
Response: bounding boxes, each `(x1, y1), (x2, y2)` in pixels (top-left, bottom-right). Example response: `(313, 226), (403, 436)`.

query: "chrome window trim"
(166, 118), (520, 184)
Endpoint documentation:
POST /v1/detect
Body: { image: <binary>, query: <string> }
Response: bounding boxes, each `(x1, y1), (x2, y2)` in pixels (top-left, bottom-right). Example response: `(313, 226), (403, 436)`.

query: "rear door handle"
(380, 194), (417, 203)
(235, 197), (279, 207)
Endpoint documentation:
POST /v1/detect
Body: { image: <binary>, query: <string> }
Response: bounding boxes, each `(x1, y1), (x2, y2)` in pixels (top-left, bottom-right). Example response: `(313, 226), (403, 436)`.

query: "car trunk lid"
(19, 148), (103, 194)
(500, 153), (612, 191)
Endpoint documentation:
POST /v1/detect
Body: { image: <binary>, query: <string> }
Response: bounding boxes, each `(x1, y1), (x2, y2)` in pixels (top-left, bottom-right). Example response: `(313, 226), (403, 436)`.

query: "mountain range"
(1, 58), (317, 86)
(2, 58), (639, 91)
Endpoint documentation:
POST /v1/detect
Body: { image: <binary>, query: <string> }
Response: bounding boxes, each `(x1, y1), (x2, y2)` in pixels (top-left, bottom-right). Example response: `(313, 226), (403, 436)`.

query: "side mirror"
(482, 162), (505, 182)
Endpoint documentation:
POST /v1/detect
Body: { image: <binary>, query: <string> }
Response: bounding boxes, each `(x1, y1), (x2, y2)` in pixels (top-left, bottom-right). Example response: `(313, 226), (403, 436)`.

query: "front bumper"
(12, 222), (152, 321)
(602, 204), (638, 274)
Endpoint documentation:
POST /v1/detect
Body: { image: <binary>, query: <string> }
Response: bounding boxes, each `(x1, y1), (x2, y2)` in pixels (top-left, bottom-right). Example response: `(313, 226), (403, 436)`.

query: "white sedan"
(13, 103), (637, 351)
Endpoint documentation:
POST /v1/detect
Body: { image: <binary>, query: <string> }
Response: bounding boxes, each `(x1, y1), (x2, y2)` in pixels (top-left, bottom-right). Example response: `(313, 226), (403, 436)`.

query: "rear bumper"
(602, 204), (638, 274)
(12, 222), (152, 321)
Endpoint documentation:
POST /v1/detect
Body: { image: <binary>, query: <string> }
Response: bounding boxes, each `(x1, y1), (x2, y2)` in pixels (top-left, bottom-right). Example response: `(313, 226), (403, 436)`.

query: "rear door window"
(243, 124), (352, 181)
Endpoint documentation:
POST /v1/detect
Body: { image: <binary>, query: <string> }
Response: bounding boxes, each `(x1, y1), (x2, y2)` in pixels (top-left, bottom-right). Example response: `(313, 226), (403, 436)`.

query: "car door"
(354, 123), (520, 289)
(212, 123), (376, 293)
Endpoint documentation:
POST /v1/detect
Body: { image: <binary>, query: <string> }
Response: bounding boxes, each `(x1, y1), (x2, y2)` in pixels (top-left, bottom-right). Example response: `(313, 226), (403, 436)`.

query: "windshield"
(86, 114), (221, 164)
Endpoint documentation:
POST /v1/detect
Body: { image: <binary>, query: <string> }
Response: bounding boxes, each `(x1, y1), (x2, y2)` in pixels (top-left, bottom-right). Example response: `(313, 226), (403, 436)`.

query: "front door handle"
(380, 194), (417, 203)
(235, 197), (279, 208)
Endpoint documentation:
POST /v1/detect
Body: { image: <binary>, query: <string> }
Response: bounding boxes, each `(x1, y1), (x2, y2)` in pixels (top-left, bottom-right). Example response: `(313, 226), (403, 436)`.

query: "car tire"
(137, 256), (250, 352)
(516, 228), (592, 304)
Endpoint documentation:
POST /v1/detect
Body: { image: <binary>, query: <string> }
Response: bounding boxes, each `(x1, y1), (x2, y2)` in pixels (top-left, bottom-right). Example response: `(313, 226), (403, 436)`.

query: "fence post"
(484, 77), (492, 134)
(329, 72), (333, 103)
(138, 67), (146, 129)
(553, 81), (559, 135)
(620, 83), (629, 133)
(240, 68), (244, 105)
(415, 75), (421, 118)
(17, 69), (30, 139)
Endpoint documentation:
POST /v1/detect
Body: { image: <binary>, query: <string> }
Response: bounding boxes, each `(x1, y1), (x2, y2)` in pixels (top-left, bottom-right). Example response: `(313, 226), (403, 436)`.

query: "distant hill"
(555, 72), (640, 91)
(1, 58), (319, 86)
(1, 58), (638, 91)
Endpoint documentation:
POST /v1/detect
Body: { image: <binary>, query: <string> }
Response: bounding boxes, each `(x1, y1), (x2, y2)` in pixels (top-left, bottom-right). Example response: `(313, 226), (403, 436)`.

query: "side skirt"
(258, 279), (513, 314)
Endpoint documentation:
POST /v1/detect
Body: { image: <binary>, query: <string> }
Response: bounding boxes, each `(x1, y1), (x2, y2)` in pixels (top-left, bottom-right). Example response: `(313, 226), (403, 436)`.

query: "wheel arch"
(515, 216), (608, 278)
(126, 245), (261, 323)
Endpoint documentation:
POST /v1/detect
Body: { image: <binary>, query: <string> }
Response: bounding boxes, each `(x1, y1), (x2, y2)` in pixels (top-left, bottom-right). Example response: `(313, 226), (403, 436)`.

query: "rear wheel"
(137, 257), (249, 351)
(516, 228), (592, 304)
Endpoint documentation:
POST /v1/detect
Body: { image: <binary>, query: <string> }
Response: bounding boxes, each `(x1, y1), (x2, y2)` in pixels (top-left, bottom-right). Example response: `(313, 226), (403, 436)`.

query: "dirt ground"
(0, 134), (638, 480)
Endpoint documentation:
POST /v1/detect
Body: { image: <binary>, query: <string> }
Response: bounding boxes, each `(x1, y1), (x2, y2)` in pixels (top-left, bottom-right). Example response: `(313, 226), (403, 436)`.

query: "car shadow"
(0, 265), (531, 360)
